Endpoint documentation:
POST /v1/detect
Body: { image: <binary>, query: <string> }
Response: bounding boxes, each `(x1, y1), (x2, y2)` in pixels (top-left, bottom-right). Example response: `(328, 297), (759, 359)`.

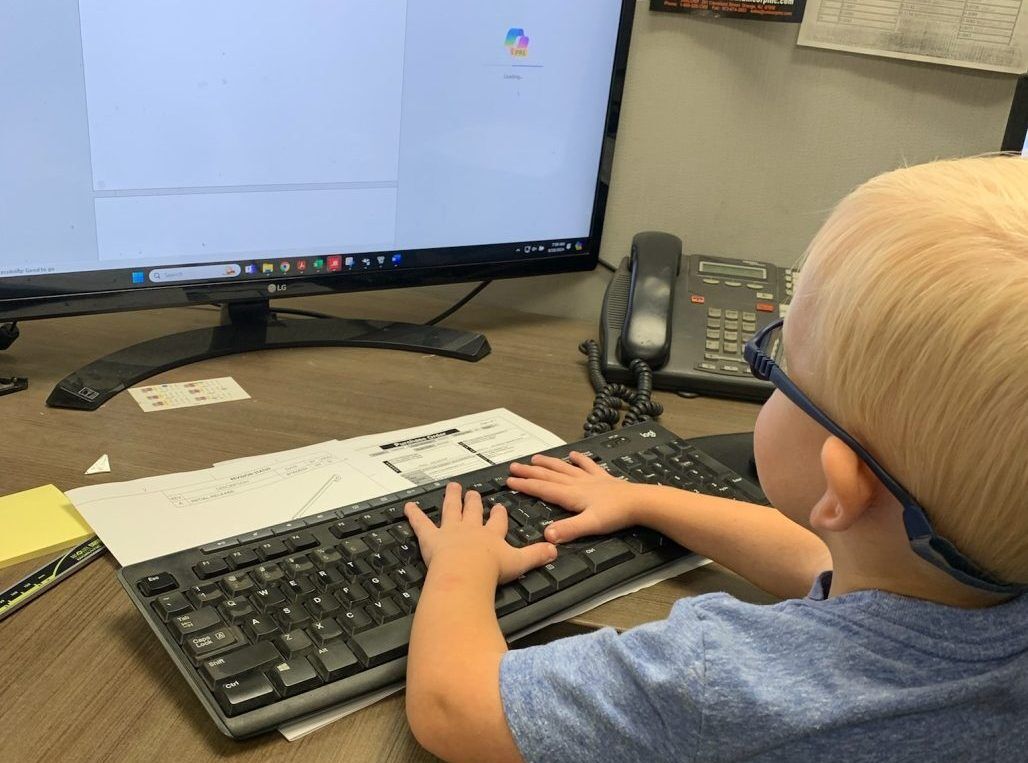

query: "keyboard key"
(393, 565), (424, 590)
(340, 538), (371, 561)
(274, 604), (311, 630)
(351, 614), (414, 666)
(311, 548), (343, 568)
(185, 626), (239, 660)
(253, 563), (285, 585)
(308, 618), (344, 646)
(251, 585), (287, 612)
(284, 556), (315, 577)
(308, 592), (342, 618)
(285, 532), (319, 553)
(236, 528), (273, 544)
(624, 529), (664, 554)
(214, 673), (276, 716)
(329, 518), (360, 539)
(242, 614), (278, 641)
(152, 591), (190, 621)
(256, 540), (289, 561)
(187, 583), (224, 608)
(313, 567), (348, 592)
(269, 657), (323, 697)
(219, 598), (255, 624)
(357, 511), (387, 530)
(283, 577), (316, 602)
(367, 574), (397, 596)
(541, 554), (591, 590)
(311, 642), (360, 681)
(495, 587), (526, 616)
(394, 542), (419, 562)
(171, 607), (222, 643)
(271, 520), (307, 535)
(227, 548), (259, 570)
(338, 581), (370, 607)
(515, 571), (556, 603)
(337, 607), (373, 635)
(220, 573), (255, 597)
(137, 572), (178, 597)
(368, 551), (399, 572)
(366, 597), (402, 624)
(193, 558), (229, 580)
(582, 539), (634, 572)
(275, 629), (314, 659)
(200, 538), (239, 554)
(340, 559), (374, 578)
(396, 588), (421, 613)
(202, 641), (280, 685)
(364, 530), (396, 552)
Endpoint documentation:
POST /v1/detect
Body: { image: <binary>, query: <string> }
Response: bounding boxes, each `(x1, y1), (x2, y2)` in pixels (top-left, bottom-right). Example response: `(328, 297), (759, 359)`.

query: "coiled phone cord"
(579, 340), (663, 436)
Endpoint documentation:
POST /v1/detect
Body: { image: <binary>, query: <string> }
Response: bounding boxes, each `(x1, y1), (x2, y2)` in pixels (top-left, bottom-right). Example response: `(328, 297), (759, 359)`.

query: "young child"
(402, 156), (1028, 762)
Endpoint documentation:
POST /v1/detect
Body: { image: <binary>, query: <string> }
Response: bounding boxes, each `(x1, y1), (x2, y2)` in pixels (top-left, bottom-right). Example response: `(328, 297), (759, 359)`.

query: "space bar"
(351, 615), (414, 667)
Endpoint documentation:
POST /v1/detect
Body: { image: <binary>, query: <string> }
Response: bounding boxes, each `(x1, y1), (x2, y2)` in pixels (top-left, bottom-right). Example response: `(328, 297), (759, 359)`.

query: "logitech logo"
(505, 28), (529, 57)
(641, 430), (657, 439)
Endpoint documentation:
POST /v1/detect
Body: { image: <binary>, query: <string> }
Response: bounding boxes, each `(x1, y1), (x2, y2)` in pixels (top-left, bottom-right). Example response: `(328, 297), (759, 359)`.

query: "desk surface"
(0, 291), (773, 762)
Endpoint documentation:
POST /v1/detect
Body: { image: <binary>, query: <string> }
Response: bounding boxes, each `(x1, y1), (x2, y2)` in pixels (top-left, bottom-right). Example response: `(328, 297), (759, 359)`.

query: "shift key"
(201, 641), (280, 686)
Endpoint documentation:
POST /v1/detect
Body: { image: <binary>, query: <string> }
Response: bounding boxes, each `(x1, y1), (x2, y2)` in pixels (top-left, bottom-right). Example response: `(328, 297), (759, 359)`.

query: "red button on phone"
(756, 302), (775, 312)
(690, 295), (705, 304)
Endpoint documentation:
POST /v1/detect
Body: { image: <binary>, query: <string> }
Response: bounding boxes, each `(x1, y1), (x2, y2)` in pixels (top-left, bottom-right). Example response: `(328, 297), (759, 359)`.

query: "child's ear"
(810, 436), (877, 532)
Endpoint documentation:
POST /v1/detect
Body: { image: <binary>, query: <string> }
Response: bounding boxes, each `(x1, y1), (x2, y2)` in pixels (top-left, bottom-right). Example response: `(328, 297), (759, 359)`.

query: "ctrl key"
(214, 673), (277, 716)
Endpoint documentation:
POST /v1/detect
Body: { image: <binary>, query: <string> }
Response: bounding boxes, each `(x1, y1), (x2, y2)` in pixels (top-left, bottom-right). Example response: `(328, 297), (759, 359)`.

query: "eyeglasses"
(744, 318), (1025, 595)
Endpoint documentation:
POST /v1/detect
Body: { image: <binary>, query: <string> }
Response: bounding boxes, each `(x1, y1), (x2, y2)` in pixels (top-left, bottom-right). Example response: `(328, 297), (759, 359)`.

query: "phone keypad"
(700, 306), (758, 377)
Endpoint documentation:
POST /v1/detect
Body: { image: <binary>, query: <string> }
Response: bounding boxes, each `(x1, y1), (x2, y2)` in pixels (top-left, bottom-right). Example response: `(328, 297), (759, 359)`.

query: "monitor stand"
(46, 300), (491, 411)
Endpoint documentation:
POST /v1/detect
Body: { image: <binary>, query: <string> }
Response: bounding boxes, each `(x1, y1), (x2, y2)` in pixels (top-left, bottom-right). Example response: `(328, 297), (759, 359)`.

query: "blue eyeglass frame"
(744, 317), (1025, 595)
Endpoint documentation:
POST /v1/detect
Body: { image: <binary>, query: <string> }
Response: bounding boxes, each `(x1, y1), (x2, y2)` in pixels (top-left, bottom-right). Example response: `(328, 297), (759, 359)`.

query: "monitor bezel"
(1002, 74), (1028, 153)
(0, 1), (636, 322)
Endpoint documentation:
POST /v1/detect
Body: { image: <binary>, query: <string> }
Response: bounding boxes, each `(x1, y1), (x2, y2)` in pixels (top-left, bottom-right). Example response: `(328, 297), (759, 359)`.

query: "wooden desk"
(0, 292), (773, 761)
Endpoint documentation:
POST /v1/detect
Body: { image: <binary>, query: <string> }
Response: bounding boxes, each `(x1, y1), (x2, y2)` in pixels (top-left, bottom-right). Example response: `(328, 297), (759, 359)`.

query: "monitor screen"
(1002, 75), (1028, 156)
(0, 1), (631, 319)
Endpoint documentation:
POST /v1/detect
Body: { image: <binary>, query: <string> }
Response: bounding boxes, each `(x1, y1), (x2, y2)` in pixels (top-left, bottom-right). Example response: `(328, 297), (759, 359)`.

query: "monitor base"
(46, 301), (491, 411)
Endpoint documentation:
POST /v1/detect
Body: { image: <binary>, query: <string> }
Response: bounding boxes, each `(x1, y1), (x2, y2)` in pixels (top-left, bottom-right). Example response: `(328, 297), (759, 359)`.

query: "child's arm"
(403, 483), (556, 763)
(508, 452), (830, 600)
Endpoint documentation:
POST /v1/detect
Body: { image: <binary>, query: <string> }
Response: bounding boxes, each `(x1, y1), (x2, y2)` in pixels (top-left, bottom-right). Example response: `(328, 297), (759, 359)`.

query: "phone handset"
(618, 232), (682, 368)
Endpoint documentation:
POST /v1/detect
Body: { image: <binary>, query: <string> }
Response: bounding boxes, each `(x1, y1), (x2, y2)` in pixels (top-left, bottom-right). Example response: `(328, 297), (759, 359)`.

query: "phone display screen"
(698, 261), (767, 280)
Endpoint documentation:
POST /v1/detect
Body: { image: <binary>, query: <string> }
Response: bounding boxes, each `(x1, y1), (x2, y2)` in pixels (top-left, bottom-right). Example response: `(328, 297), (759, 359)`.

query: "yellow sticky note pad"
(0, 485), (94, 570)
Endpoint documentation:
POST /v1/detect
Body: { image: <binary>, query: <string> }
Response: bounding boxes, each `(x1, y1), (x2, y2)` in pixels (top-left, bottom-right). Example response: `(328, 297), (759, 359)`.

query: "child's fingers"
(504, 476), (574, 507)
(509, 462), (573, 484)
(463, 489), (484, 525)
(504, 542), (558, 581)
(441, 482), (463, 525)
(568, 451), (608, 476)
(404, 501), (435, 539)
(529, 454), (583, 477)
(544, 511), (603, 544)
(486, 503), (509, 536)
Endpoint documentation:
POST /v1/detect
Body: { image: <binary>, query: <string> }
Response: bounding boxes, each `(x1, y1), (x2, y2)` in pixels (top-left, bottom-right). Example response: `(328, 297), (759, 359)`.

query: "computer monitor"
(0, 1), (635, 409)
(1002, 75), (1028, 155)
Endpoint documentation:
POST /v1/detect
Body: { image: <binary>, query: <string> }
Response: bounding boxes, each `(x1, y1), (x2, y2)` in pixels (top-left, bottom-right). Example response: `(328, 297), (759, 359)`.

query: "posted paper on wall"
(798, 0), (1028, 74)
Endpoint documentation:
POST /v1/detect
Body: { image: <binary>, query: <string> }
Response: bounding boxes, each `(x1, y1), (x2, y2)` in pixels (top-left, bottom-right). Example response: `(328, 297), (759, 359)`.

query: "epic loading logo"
(505, 28), (529, 57)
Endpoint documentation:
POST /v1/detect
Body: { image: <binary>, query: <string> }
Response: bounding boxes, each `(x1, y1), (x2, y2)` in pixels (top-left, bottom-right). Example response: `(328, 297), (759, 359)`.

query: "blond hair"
(798, 156), (1028, 584)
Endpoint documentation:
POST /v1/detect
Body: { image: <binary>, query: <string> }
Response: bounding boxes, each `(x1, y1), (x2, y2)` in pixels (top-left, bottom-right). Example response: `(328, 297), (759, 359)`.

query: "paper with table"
(798, 0), (1028, 74)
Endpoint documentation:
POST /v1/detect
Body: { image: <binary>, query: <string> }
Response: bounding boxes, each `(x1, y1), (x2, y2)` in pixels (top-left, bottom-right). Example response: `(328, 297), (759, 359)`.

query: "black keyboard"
(120, 423), (766, 738)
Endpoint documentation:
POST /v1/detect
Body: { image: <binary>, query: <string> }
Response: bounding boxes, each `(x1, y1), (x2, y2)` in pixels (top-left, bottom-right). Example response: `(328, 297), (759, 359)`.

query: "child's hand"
(507, 452), (642, 544)
(405, 482), (557, 585)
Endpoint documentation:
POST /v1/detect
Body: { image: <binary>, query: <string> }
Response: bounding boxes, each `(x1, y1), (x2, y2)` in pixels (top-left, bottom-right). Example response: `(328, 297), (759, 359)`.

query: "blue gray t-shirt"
(500, 573), (1028, 762)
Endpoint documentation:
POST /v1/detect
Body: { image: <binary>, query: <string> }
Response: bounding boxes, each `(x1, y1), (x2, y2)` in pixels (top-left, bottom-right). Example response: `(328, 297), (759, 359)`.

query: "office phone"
(598, 232), (792, 402)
